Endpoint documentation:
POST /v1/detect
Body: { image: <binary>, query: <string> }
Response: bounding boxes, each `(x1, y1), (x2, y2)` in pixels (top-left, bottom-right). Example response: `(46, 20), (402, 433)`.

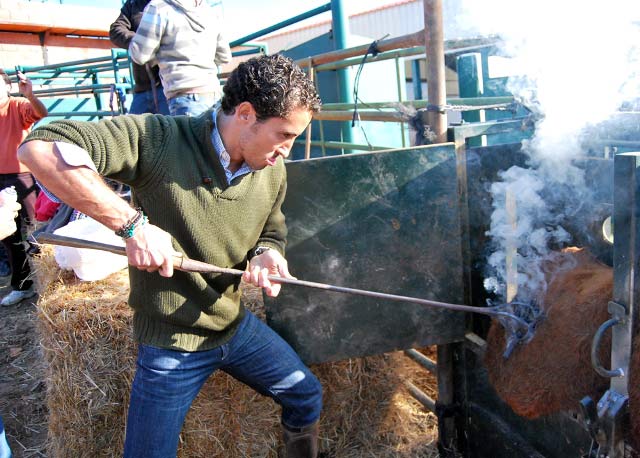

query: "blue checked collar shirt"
(211, 109), (254, 184)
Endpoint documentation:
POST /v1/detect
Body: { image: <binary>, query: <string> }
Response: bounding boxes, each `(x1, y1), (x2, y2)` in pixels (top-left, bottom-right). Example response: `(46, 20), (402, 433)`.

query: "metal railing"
(3, 8), (516, 152)
(280, 32), (515, 158)
(6, 50), (132, 121)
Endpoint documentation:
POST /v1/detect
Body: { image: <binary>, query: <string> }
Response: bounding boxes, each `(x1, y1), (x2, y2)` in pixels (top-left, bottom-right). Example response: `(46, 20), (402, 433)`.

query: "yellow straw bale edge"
(32, 250), (438, 457)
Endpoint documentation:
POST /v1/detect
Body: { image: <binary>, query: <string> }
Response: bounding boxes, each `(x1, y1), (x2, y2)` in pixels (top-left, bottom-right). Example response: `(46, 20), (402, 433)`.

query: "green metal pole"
(395, 56), (406, 147)
(229, 4), (331, 47)
(330, 0), (353, 150)
(412, 59), (423, 100)
(91, 72), (103, 119)
(457, 52), (484, 146)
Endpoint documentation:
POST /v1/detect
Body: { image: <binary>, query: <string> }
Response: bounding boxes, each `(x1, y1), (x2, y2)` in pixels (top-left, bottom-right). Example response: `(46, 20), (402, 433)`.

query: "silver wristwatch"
(252, 246), (271, 258)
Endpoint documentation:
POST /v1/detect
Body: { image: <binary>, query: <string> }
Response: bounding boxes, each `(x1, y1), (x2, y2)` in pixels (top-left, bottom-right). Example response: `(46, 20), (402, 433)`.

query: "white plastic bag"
(53, 217), (128, 281)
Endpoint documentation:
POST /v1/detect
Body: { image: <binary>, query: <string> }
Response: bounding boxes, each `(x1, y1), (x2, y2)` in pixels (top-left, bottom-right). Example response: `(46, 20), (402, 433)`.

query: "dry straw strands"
(33, 247), (133, 458)
(32, 249), (438, 457)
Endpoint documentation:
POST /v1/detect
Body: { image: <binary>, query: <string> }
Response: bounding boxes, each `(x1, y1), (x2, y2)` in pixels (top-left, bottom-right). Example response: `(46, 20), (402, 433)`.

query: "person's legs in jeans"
(128, 91), (150, 115)
(168, 93), (219, 117)
(129, 88), (170, 116)
(222, 311), (323, 457)
(123, 344), (220, 458)
(0, 415), (12, 458)
(221, 311), (322, 430)
(123, 311), (322, 458)
(0, 246), (10, 277)
(154, 89), (170, 115)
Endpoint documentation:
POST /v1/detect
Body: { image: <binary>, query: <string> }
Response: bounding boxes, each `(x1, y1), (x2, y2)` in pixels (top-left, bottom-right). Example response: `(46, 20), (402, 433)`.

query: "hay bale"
(484, 248), (612, 419)
(33, 250), (439, 457)
(314, 351), (439, 458)
(33, 248), (134, 458)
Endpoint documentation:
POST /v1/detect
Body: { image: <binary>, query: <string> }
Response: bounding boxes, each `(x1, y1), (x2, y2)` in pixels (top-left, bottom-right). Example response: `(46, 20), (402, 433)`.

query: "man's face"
(236, 104), (312, 170)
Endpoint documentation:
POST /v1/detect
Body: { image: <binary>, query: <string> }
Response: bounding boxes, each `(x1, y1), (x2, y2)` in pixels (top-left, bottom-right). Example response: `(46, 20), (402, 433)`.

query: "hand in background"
(16, 71), (47, 117)
(0, 200), (21, 239)
(17, 71), (33, 98)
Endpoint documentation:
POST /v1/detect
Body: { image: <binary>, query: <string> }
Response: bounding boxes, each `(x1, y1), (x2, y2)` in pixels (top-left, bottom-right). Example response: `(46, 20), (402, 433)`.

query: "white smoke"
(456, 0), (640, 304)
(484, 167), (572, 300)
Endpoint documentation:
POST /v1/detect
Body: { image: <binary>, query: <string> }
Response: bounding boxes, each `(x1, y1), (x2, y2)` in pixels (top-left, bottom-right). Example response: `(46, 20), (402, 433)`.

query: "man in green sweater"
(18, 54), (323, 458)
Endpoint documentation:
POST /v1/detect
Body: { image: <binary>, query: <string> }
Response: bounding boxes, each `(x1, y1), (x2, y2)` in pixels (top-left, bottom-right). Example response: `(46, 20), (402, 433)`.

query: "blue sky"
(38, 0), (397, 42)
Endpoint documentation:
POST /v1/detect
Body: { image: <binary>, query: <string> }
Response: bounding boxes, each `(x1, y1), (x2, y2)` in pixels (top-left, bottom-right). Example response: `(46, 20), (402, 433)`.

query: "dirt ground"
(0, 276), (48, 458)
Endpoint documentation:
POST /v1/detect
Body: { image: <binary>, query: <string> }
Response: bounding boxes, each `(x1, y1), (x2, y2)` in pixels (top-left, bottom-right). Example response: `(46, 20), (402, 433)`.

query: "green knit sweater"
(26, 110), (288, 351)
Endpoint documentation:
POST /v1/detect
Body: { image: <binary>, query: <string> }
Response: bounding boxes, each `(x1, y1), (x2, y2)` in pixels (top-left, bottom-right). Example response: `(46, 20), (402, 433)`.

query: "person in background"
(109, 0), (170, 115)
(19, 54), (323, 458)
(0, 415), (11, 458)
(129, 0), (232, 116)
(0, 69), (47, 306)
(33, 192), (60, 224)
(0, 190), (21, 458)
(0, 247), (10, 277)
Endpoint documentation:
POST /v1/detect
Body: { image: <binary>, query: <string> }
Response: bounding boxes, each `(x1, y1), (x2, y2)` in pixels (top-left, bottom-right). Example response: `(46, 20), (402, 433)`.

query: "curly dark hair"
(221, 54), (321, 121)
(0, 69), (11, 88)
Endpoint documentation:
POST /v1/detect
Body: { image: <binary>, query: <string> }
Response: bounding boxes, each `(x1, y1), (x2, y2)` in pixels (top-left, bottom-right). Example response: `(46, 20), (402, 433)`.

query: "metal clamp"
(591, 303), (625, 378)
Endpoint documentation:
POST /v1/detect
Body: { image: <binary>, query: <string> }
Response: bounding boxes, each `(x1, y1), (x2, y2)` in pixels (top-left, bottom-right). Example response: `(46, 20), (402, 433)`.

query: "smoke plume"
(457, 0), (640, 304)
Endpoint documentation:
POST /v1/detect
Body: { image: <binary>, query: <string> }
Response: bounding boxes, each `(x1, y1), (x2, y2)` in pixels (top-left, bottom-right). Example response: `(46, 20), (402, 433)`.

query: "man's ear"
(235, 101), (256, 122)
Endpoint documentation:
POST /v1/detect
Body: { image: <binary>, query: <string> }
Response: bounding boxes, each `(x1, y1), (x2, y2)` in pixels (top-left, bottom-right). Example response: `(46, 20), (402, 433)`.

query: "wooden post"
(423, 0), (447, 143)
(505, 187), (519, 303)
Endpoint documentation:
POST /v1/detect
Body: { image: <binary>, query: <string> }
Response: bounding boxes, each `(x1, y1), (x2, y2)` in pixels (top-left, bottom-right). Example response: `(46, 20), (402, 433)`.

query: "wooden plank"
(0, 31), (112, 49)
(0, 31), (39, 46)
(0, 21), (109, 37)
(45, 35), (113, 49)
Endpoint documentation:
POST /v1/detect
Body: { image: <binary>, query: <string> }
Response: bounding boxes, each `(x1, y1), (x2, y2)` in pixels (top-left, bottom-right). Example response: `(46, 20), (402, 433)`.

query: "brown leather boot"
(282, 421), (319, 458)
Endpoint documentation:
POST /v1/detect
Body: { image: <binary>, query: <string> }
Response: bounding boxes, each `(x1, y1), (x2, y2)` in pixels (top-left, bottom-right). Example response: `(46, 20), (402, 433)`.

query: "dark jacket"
(109, 0), (162, 94)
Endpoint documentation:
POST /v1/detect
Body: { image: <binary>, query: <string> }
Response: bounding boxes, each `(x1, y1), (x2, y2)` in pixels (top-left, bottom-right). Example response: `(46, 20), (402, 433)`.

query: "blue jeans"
(129, 88), (170, 115)
(0, 245), (10, 277)
(0, 416), (11, 458)
(123, 310), (322, 458)
(168, 93), (219, 117)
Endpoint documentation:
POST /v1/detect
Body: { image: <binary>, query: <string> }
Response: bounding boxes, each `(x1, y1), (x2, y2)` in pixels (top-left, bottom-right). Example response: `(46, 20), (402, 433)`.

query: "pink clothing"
(0, 97), (44, 174)
(35, 192), (60, 222)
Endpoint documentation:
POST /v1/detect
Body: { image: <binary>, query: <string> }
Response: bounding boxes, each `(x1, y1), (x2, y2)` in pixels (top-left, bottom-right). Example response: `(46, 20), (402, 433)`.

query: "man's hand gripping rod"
(35, 233), (531, 339)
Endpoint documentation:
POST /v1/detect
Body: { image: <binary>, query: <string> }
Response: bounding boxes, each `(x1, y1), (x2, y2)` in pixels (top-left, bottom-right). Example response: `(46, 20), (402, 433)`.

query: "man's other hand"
(243, 249), (295, 297)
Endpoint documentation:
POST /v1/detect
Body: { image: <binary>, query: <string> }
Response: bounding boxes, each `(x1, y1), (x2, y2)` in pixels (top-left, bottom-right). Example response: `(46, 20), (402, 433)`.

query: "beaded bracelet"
(115, 208), (147, 239)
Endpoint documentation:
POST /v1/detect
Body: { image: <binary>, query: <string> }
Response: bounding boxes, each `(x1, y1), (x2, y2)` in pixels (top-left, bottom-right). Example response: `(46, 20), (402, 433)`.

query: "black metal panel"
(459, 349), (593, 457)
(265, 145), (465, 364)
(612, 152), (640, 332)
(457, 143), (614, 457)
(610, 152), (640, 392)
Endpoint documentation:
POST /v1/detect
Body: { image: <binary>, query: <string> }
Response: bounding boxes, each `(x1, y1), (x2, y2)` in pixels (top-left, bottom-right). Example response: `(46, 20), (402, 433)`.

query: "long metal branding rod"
(35, 232), (527, 327)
